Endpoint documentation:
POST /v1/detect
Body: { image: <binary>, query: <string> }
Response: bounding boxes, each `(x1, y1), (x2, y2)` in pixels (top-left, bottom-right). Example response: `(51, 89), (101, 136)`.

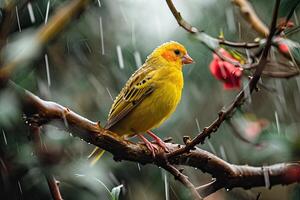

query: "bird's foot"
(138, 134), (158, 157)
(147, 130), (169, 153)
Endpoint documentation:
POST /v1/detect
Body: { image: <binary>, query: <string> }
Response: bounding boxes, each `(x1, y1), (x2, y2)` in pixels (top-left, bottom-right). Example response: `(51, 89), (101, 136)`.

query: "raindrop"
(225, 7), (236, 33)
(45, 0), (50, 24)
(88, 75), (104, 95)
(274, 111), (280, 134)
(263, 167), (270, 189)
(27, 2), (36, 23)
(44, 54), (51, 87)
(84, 40), (92, 54)
(219, 145), (227, 161)
(195, 118), (201, 133)
(207, 140), (217, 155)
(238, 22), (241, 40)
(18, 181), (22, 194)
(133, 51), (142, 68)
(106, 88), (114, 101)
(35, 3), (44, 18)
(163, 170), (169, 200)
(97, 0), (102, 7)
(2, 130), (7, 145)
(99, 16), (105, 55)
(275, 80), (286, 106)
(137, 163), (141, 171)
(15, 6), (21, 32)
(116, 45), (124, 69)
(245, 49), (251, 66)
(74, 173), (84, 177)
(294, 11), (299, 26)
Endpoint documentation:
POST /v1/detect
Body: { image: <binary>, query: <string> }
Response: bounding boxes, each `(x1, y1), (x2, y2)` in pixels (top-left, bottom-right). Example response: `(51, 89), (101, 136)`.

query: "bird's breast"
(150, 69), (184, 126)
(111, 68), (184, 136)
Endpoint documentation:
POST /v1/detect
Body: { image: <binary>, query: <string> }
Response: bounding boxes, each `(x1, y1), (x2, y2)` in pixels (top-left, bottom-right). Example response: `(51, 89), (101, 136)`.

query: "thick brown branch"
(15, 86), (300, 198)
(232, 0), (269, 37)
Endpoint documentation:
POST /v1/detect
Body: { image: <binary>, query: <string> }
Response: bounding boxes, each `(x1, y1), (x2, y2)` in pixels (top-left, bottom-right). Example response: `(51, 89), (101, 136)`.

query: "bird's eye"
(174, 49), (180, 55)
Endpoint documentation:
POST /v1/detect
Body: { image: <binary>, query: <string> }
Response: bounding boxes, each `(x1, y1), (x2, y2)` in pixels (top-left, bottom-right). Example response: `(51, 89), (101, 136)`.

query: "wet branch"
(13, 85), (300, 199)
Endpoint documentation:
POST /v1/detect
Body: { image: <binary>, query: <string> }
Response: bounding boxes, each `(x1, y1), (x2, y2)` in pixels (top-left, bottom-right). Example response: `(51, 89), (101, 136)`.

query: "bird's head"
(146, 41), (194, 69)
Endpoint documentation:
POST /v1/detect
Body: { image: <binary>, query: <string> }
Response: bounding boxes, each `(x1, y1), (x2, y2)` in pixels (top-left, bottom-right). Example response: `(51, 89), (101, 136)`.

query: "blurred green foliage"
(1, 0), (300, 200)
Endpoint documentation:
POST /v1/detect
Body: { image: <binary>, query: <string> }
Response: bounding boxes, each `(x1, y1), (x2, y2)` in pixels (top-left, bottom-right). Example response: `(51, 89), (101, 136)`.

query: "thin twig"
(46, 175), (63, 200)
(165, 0), (260, 48)
(167, 0), (281, 159)
(163, 164), (202, 200)
(29, 125), (63, 200)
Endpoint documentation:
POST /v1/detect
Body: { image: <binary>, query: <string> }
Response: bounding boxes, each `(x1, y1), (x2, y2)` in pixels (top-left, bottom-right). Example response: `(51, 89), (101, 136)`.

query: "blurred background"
(0, 0), (300, 199)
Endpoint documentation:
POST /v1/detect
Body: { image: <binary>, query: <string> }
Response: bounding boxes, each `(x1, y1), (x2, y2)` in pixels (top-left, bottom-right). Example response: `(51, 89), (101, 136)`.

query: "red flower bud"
(209, 48), (243, 89)
(278, 43), (289, 54)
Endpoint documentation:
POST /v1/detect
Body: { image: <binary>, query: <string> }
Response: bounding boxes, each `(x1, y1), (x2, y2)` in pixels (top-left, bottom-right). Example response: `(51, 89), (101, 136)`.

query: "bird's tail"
(88, 147), (105, 166)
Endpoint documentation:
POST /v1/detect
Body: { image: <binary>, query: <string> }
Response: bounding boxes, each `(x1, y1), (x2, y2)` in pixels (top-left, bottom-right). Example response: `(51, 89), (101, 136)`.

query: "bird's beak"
(182, 54), (194, 64)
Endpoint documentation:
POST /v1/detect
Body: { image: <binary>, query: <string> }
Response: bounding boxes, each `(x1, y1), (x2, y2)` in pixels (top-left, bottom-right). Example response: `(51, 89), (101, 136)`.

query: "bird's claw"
(144, 142), (158, 158)
(147, 130), (169, 153)
(138, 134), (159, 157)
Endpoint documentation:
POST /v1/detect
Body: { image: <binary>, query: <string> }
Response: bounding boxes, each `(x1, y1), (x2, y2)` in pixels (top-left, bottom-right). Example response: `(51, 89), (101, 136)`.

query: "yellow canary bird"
(89, 41), (193, 164)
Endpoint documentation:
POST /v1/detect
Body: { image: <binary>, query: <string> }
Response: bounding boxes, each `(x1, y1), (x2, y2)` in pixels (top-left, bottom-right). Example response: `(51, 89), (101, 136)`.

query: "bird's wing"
(105, 66), (156, 129)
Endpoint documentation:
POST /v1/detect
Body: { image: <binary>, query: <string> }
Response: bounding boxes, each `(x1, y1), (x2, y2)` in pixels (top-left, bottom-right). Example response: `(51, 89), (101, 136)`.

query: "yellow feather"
(89, 41), (192, 164)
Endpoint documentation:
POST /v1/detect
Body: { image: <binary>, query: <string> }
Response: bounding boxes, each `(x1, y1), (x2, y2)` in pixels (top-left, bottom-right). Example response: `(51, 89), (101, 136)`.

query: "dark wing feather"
(105, 66), (156, 129)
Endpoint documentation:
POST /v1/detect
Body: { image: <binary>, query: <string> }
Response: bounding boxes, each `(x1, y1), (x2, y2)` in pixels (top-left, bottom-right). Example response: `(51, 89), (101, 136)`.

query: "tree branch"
(165, 0), (260, 49)
(167, 0), (281, 159)
(46, 175), (63, 200)
(232, 0), (269, 37)
(11, 84), (300, 198)
(29, 124), (63, 200)
(163, 164), (203, 200)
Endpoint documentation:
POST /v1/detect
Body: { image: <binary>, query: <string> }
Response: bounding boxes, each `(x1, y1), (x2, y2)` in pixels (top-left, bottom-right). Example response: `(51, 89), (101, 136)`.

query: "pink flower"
(209, 48), (243, 89)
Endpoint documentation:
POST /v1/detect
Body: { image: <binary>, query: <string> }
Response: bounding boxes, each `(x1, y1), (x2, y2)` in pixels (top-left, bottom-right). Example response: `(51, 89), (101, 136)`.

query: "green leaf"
(110, 184), (123, 200)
